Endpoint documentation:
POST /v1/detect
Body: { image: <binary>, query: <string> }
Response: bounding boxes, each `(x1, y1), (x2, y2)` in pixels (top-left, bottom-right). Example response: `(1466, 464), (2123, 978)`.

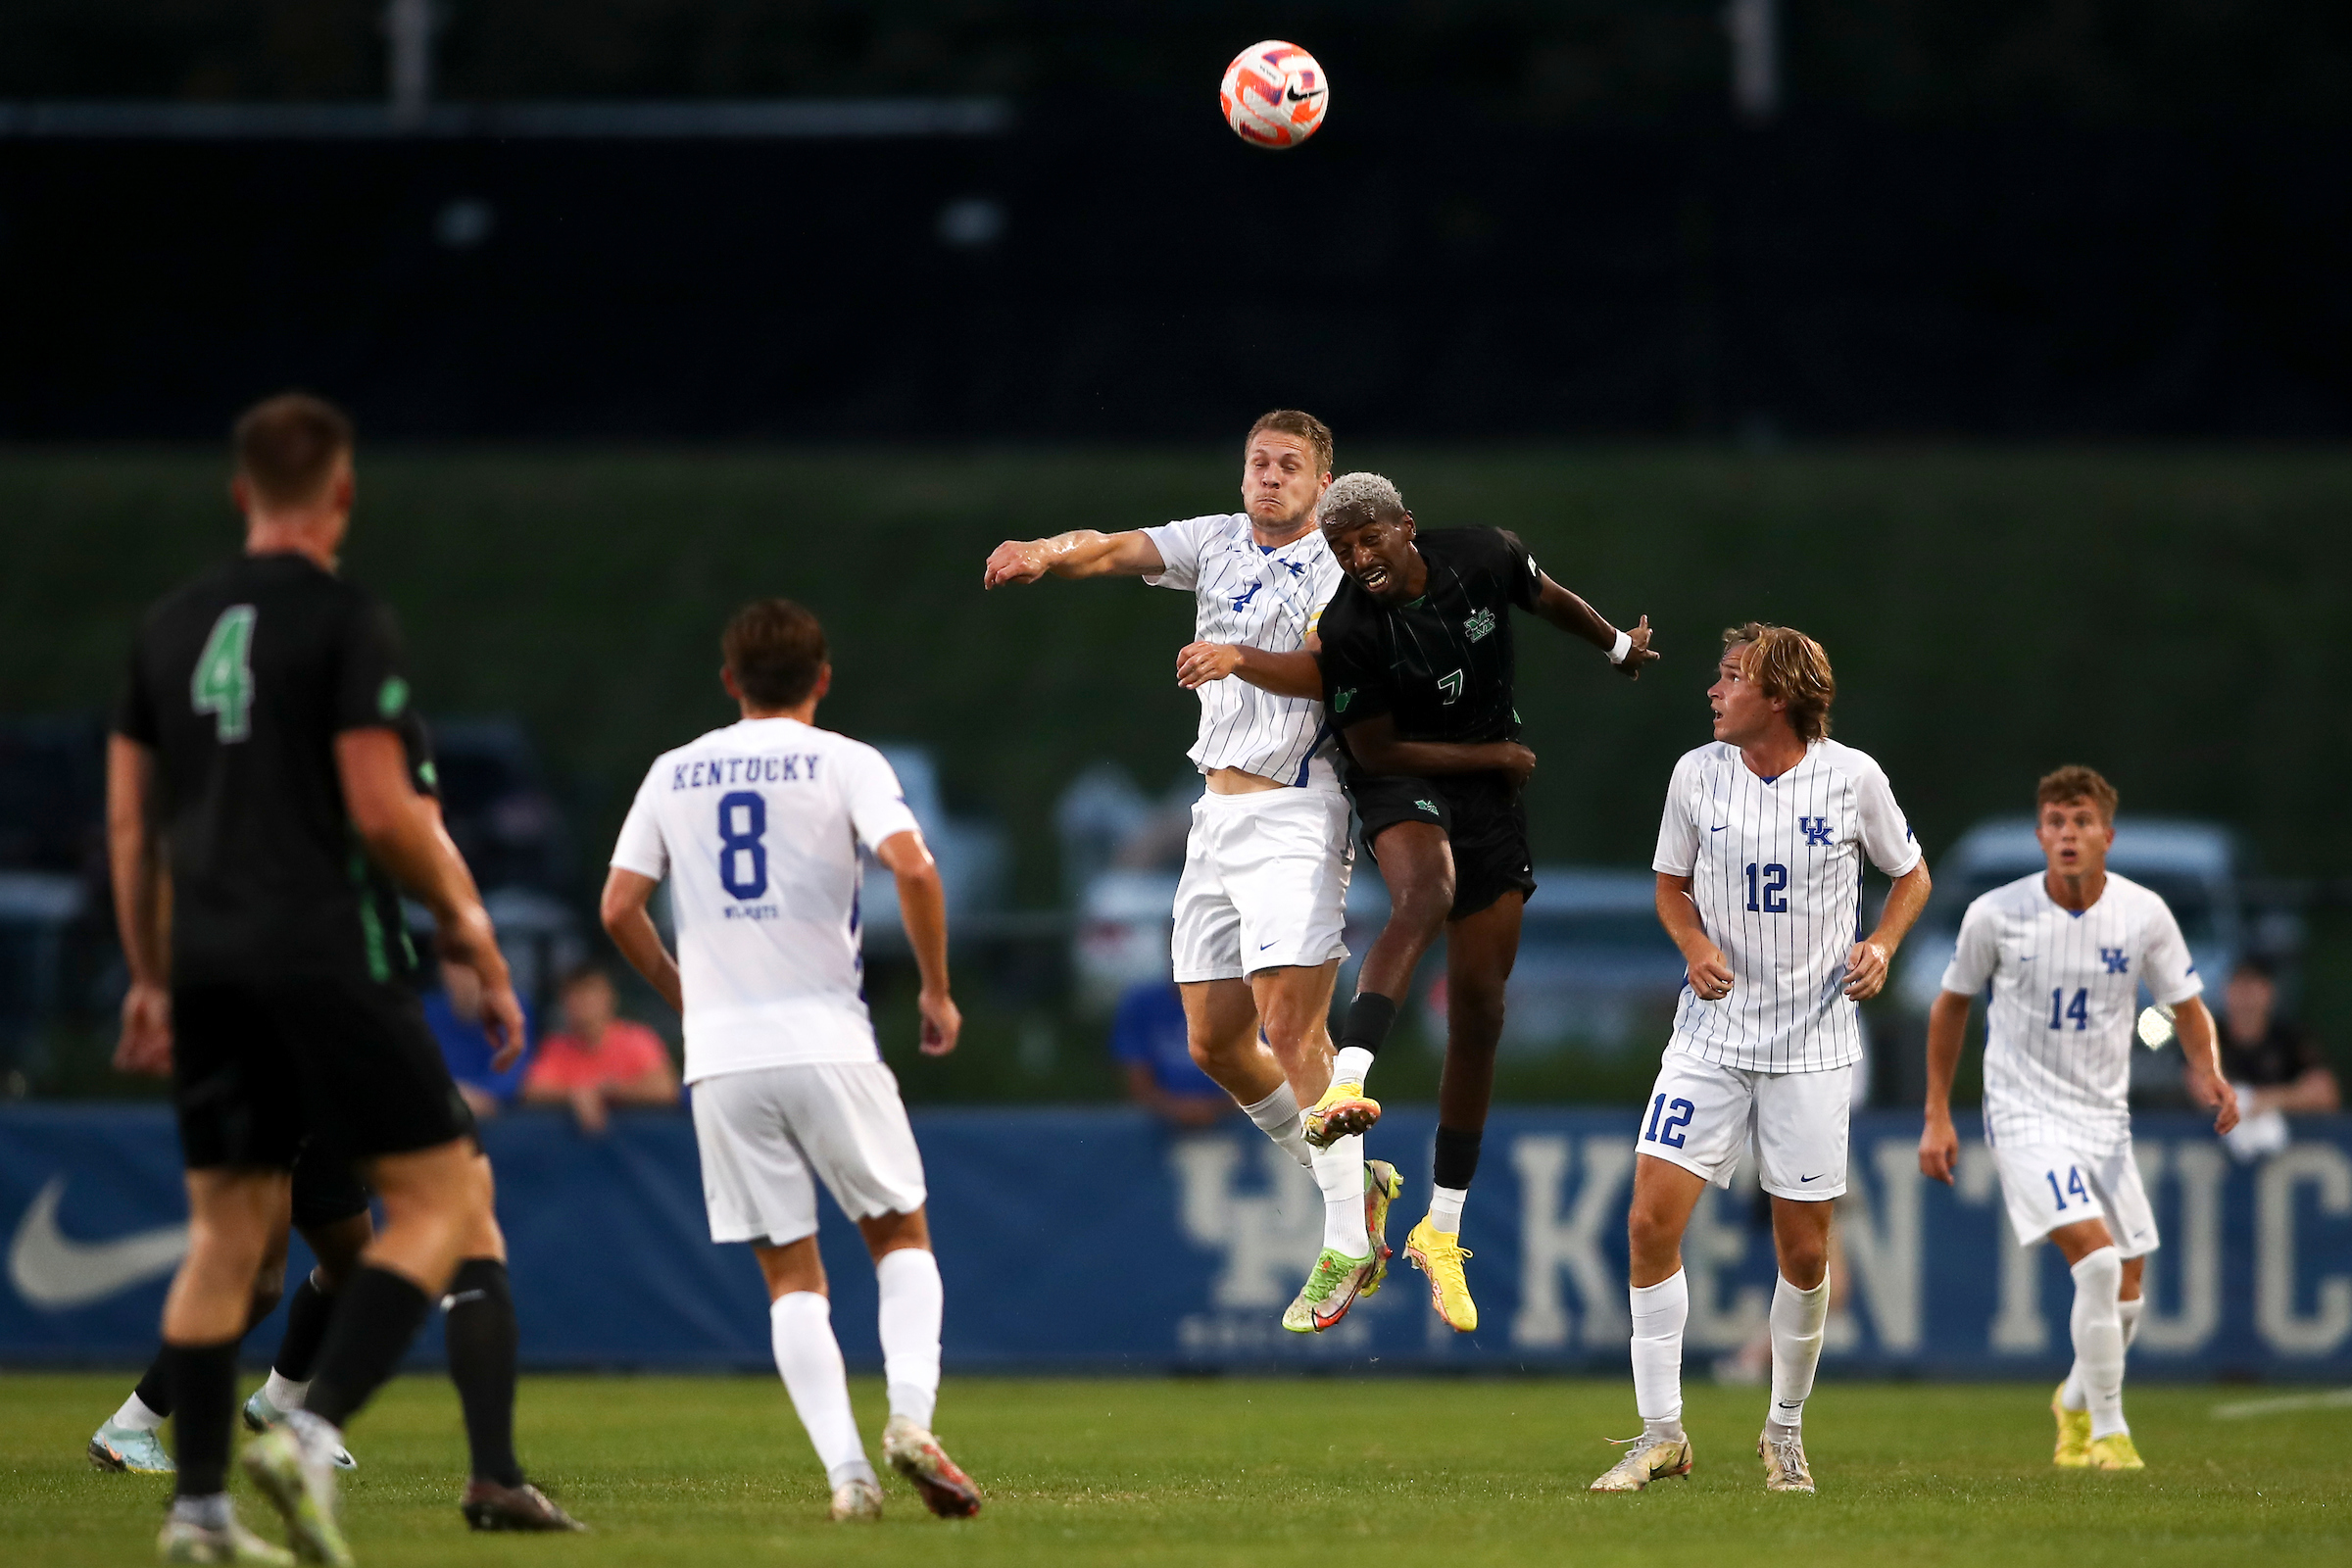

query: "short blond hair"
(2036, 765), (2118, 823)
(1246, 409), (1333, 475)
(1724, 622), (1835, 742)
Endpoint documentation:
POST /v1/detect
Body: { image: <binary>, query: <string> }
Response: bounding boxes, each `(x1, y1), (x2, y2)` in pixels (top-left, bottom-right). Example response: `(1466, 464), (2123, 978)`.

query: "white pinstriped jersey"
(1142, 513), (1342, 790)
(1942, 871), (2202, 1152)
(1653, 740), (1921, 1073)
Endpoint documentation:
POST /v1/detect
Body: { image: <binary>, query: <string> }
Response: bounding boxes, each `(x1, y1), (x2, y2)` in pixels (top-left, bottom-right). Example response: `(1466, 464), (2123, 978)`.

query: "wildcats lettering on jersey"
(612, 715), (920, 1085)
(1141, 513), (1342, 789)
(1941, 870), (2202, 1152)
(1652, 739), (1921, 1073)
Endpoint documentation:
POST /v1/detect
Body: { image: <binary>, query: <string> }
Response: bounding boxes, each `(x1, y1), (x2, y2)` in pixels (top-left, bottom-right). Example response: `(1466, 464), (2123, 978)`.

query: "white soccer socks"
(769, 1292), (877, 1491)
(2068, 1247), (2130, 1439)
(1629, 1270), (1690, 1441)
(1767, 1274), (1832, 1432)
(2060, 1291), (2144, 1413)
(1427, 1184), (1468, 1236)
(1332, 1045), (1376, 1089)
(1241, 1082), (1315, 1169)
(876, 1248), (945, 1433)
(110, 1391), (167, 1433)
(1312, 1134), (1371, 1256)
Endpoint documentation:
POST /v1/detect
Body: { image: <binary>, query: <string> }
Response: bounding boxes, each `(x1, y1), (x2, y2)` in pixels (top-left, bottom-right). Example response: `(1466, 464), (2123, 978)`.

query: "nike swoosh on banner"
(7, 1176), (190, 1310)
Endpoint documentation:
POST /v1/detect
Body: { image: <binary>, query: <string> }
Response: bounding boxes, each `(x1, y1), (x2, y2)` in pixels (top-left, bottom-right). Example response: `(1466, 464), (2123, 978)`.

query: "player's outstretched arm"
(983, 529), (1165, 587)
(1175, 640), (1322, 698)
(1655, 872), (1734, 1002)
(1345, 711), (1537, 789)
(339, 727), (525, 1057)
(2170, 998), (2241, 1136)
(599, 867), (683, 1014)
(1844, 859), (1932, 1000)
(104, 734), (172, 1076)
(1919, 991), (1973, 1184)
(875, 828), (962, 1056)
(1530, 573), (1659, 680)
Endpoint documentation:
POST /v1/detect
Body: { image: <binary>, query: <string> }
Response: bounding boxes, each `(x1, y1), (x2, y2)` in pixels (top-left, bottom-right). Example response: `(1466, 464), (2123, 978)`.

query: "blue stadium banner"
(4, 1105), (2348, 1377)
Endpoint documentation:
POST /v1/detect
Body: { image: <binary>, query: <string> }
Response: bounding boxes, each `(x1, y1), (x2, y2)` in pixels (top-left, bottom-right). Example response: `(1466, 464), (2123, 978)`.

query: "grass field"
(5, 1374), (2345, 1567)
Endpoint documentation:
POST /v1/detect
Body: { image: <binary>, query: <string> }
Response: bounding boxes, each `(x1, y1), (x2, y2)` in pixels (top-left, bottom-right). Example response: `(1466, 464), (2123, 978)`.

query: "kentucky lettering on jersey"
(1653, 739), (1921, 1073)
(611, 716), (920, 1084)
(1142, 513), (1341, 789)
(1942, 870), (2201, 1152)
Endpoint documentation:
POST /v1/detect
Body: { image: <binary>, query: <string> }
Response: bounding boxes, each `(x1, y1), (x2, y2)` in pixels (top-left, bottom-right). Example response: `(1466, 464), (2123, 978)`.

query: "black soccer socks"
(303, 1265), (431, 1429)
(442, 1258), (525, 1487)
(1433, 1125), (1484, 1192)
(1338, 992), (1399, 1058)
(166, 1339), (239, 1496)
(273, 1272), (336, 1383)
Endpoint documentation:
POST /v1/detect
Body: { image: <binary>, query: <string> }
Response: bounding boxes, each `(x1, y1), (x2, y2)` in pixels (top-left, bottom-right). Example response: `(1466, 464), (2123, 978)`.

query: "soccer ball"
(1219, 41), (1329, 149)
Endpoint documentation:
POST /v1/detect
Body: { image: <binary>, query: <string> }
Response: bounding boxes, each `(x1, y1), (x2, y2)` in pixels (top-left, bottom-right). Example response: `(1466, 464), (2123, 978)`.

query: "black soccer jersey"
(1317, 527), (1544, 774)
(115, 553), (423, 985)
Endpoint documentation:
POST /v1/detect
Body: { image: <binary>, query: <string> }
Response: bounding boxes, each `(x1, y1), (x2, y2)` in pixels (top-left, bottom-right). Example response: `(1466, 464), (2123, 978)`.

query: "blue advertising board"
(4, 1104), (2348, 1377)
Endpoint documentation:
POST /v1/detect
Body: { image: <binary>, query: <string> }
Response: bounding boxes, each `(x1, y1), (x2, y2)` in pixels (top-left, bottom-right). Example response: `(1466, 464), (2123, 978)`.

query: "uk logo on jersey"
(1231, 582), (1263, 612)
(1799, 815), (1833, 847)
(2101, 947), (2130, 974)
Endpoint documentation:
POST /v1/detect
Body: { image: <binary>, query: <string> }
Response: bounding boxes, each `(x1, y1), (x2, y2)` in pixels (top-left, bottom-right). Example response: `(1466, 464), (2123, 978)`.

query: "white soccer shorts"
(689, 1060), (927, 1248)
(1170, 785), (1352, 982)
(1633, 1053), (1854, 1200)
(1990, 1138), (2160, 1256)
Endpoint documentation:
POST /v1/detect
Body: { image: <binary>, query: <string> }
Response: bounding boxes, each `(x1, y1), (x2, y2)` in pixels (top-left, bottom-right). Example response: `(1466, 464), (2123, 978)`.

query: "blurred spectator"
(2220, 957), (2339, 1116)
(1109, 979), (1229, 1129)
(522, 964), (679, 1135)
(424, 960), (534, 1119)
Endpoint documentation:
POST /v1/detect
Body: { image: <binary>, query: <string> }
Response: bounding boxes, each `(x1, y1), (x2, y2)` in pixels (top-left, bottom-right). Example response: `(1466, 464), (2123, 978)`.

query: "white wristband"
(1606, 629), (1633, 665)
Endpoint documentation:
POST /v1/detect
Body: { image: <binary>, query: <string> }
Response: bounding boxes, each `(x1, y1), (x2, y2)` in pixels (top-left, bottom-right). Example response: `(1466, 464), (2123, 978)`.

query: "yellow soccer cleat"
(1589, 1433), (1693, 1492)
(1305, 1082), (1382, 1148)
(1404, 1217), (1478, 1333)
(2051, 1386), (2091, 1468)
(2085, 1433), (2144, 1471)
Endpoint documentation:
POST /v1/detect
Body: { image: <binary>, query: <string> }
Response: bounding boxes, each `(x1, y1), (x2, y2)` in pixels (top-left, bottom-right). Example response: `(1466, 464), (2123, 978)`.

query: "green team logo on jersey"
(190, 605), (258, 743)
(377, 675), (410, 719)
(1463, 608), (1496, 642)
(1415, 799), (1440, 815)
(1333, 688), (1354, 712)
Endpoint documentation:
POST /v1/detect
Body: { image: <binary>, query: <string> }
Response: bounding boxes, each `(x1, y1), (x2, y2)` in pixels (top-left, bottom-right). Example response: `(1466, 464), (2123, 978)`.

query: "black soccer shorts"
(172, 975), (475, 1171)
(1349, 771), (1538, 921)
(288, 1141), (374, 1230)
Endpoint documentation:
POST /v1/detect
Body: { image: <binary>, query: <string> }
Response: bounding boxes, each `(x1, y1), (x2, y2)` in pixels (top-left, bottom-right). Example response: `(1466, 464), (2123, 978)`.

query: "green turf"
(6, 1373), (2345, 1566)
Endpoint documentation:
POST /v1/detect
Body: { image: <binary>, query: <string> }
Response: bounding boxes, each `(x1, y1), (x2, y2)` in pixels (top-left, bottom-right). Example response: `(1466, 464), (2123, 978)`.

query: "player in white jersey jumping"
(982, 411), (1401, 1336)
(1919, 765), (2238, 1471)
(1592, 623), (1932, 1497)
(600, 600), (981, 1523)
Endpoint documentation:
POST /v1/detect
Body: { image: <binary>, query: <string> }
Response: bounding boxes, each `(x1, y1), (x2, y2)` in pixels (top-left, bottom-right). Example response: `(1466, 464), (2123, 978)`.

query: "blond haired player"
(983, 412), (1401, 1335)
(1592, 624), (1931, 1496)
(1919, 766), (2238, 1471)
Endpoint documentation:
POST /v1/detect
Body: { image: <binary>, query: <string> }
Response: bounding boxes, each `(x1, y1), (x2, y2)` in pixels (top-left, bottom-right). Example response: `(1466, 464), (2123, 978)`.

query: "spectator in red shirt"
(522, 965), (680, 1135)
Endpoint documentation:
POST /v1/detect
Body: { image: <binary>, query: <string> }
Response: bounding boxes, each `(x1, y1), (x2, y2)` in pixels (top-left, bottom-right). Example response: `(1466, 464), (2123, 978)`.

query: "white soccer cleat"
(883, 1414), (983, 1518)
(829, 1477), (883, 1522)
(157, 1511), (296, 1565)
(91, 1419), (175, 1474)
(1758, 1425), (1816, 1494)
(1589, 1432), (1693, 1492)
(243, 1389), (355, 1469)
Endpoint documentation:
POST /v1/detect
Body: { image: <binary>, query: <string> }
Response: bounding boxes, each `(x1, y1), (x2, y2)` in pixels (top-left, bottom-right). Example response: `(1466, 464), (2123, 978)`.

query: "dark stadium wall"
(5, 444), (2344, 901)
(2, 118), (2348, 441)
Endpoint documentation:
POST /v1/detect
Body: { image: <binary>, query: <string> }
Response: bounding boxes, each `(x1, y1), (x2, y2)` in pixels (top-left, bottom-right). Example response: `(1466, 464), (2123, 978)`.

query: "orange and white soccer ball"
(1219, 41), (1328, 149)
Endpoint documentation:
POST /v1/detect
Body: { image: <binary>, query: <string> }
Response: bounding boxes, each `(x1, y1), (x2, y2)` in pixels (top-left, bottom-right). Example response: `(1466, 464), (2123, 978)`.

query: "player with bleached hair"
(983, 412), (1401, 1336)
(1592, 624), (1931, 1496)
(1919, 765), (2238, 1470)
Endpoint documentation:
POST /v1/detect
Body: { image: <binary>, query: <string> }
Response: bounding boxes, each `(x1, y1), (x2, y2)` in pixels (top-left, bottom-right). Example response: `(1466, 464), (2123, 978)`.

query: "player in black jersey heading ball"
(1180, 470), (1656, 1333)
(113, 392), (575, 1562)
